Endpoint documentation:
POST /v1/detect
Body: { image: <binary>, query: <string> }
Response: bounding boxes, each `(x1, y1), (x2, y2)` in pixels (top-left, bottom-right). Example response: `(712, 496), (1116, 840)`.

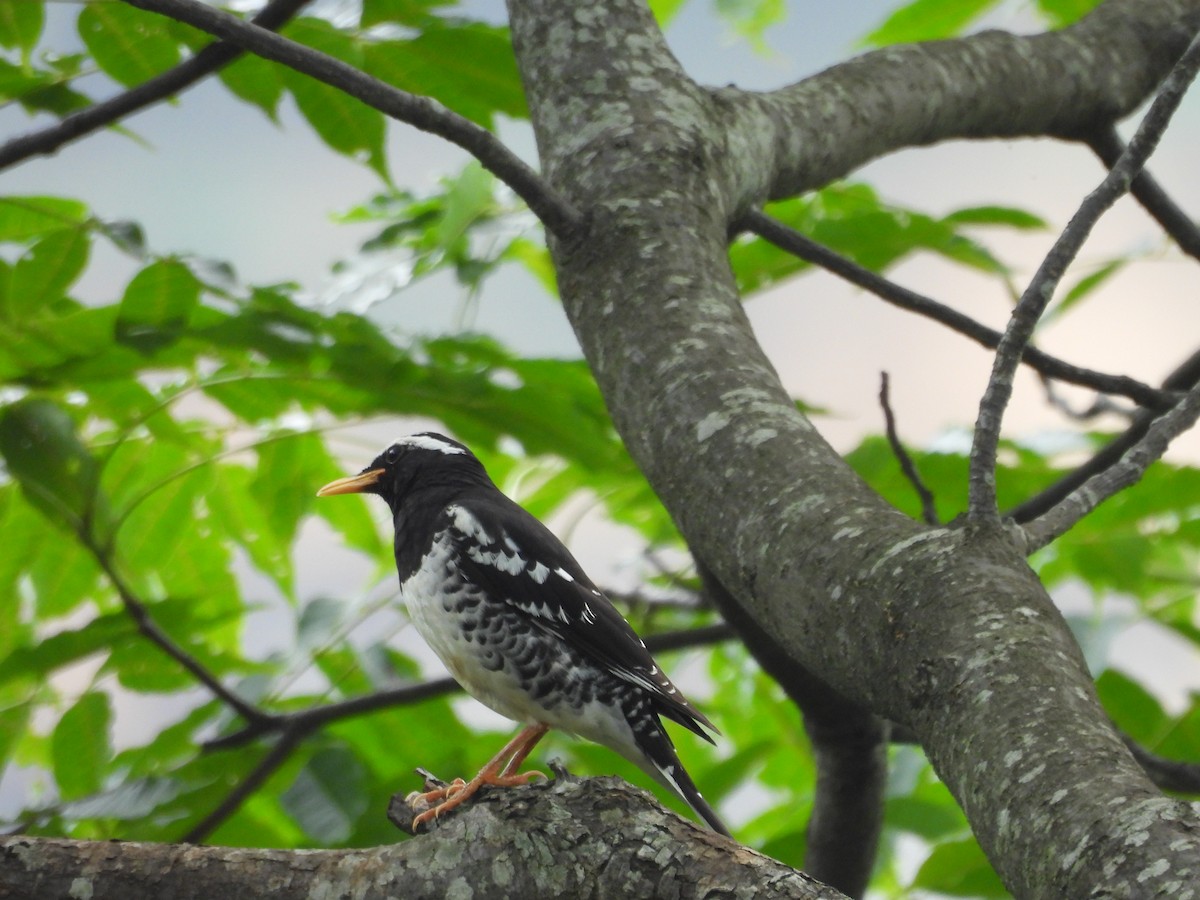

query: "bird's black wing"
(443, 491), (717, 741)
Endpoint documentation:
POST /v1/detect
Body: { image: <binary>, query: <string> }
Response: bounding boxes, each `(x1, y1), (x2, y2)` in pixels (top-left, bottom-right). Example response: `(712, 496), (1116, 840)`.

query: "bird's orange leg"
(411, 723), (550, 829)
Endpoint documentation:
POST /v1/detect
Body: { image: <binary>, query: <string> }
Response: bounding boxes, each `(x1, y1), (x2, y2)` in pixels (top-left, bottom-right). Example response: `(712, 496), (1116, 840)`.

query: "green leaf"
(63, 776), (188, 821)
(281, 745), (369, 843)
(911, 836), (1008, 896)
(5, 227), (91, 321)
(943, 205), (1047, 230)
(218, 51), (284, 120)
(281, 19), (387, 178)
(0, 398), (110, 537)
(0, 0), (43, 53)
(437, 161), (495, 248)
(1042, 259), (1126, 325)
(361, 0), (456, 28)
(0, 613), (133, 683)
(77, 3), (181, 88)
(648, 0), (688, 27)
(1036, 0), (1103, 28)
(1097, 668), (1168, 746)
(504, 236), (557, 296)
(52, 691), (113, 800)
(363, 23), (527, 128)
(115, 259), (202, 352)
(0, 196), (89, 241)
(714, 0), (786, 50)
(863, 0), (1000, 46)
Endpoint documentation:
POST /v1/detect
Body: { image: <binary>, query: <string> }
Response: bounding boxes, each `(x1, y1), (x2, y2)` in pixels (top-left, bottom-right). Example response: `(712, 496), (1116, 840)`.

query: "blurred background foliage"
(3, 0), (1197, 896)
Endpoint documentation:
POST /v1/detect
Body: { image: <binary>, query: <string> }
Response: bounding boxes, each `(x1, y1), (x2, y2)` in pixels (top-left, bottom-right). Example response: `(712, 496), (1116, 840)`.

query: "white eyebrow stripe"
(399, 434), (466, 455)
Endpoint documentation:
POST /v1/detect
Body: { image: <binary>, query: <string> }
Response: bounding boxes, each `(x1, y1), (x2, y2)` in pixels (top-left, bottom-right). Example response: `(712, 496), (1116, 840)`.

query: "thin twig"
(204, 622), (735, 751)
(878, 373), (939, 525)
(1085, 126), (1200, 263)
(0, 0), (310, 171)
(968, 32), (1200, 521)
(80, 533), (269, 727)
(741, 211), (1176, 411)
(119, 0), (582, 237)
(181, 727), (312, 844)
(1022, 379), (1200, 550)
(1038, 373), (1134, 423)
(1009, 346), (1200, 523)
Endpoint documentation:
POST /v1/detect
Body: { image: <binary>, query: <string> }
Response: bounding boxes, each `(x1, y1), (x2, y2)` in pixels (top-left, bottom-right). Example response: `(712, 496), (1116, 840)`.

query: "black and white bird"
(317, 432), (729, 836)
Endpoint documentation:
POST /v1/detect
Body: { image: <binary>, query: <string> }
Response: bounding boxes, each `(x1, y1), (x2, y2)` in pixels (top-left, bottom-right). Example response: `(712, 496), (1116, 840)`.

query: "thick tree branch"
(0, 780), (846, 900)
(0, 0), (309, 172)
(741, 210), (1176, 410)
(509, 0), (1200, 893)
(720, 0), (1200, 205)
(119, 0), (581, 237)
(1085, 126), (1200, 262)
(699, 565), (884, 900)
(967, 32), (1200, 520)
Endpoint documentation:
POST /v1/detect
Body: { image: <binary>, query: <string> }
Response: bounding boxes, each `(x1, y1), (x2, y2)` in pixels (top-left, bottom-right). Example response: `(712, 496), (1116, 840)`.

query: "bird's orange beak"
(316, 468), (385, 497)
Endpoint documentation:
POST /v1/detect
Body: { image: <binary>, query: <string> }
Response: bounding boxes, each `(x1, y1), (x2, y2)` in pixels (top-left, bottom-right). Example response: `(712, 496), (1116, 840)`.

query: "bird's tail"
(631, 716), (732, 838)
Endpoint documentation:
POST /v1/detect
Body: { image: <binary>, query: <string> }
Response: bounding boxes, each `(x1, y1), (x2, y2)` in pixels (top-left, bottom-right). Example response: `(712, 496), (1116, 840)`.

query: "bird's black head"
(316, 432), (490, 512)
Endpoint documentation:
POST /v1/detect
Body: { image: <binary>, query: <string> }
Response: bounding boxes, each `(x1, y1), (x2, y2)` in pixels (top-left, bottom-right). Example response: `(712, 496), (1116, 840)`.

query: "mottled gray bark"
(1, 779), (841, 899)
(506, 0), (1200, 895)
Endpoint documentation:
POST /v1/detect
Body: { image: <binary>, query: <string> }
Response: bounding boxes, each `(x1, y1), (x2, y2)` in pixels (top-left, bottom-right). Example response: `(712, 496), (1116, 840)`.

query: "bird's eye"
(384, 446), (401, 464)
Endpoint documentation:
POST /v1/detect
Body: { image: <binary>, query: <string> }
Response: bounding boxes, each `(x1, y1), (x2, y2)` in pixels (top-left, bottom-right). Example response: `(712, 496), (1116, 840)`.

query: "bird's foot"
(408, 768), (546, 831)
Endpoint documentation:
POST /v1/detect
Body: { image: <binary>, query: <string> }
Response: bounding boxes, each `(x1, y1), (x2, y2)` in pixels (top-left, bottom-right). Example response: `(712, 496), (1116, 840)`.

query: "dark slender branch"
(968, 32), (1200, 521)
(79, 533), (269, 726)
(740, 211), (1176, 411)
(118, 0), (581, 237)
(1023, 379), (1200, 550)
(0, 0), (310, 171)
(181, 727), (312, 843)
(878, 373), (939, 526)
(1085, 126), (1200, 262)
(205, 623), (736, 751)
(1009, 346), (1200, 523)
(1039, 373), (1134, 423)
(1123, 734), (1200, 794)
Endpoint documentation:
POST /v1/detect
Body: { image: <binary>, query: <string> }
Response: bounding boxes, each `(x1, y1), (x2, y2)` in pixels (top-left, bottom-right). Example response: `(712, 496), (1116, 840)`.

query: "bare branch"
(879, 373), (939, 526)
(968, 31), (1200, 521)
(1123, 734), (1200, 794)
(1010, 346), (1200, 522)
(740, 210), (1176, 410)
(1085, 126), (1200, 262)
(0, 0), (309, 172)
(119, 0), (582, 237)
(79, 533), (269, 727)
(182, 728), (311, 844)
(1023, 379), (1200, 550)
(697, 564), (883, 899)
